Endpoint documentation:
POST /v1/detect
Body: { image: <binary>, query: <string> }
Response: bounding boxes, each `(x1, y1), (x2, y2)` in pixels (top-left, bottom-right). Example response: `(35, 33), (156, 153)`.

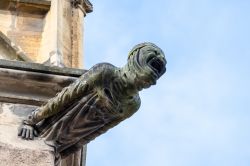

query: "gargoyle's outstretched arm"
(24, 77), (90, 125)
(18, 64), (105, 139)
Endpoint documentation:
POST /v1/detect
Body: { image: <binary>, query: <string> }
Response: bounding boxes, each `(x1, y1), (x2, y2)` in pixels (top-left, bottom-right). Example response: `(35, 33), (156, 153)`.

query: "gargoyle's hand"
(18, 123), (38, 140)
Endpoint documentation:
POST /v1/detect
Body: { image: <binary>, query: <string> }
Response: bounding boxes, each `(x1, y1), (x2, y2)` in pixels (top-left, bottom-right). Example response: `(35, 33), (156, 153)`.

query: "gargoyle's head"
(127, 42), (166, 90)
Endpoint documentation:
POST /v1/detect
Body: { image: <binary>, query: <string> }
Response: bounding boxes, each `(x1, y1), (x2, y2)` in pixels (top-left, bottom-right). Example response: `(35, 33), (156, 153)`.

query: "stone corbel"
(71, 0), (93, 16)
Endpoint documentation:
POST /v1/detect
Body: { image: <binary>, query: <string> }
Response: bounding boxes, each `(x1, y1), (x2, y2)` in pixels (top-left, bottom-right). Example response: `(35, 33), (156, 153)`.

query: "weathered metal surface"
(18, 43), (167, 166)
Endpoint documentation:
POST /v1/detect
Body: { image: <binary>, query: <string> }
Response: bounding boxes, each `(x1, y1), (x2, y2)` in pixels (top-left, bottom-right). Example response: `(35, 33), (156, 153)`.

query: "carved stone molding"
(0, 60), (86, 105)
(0, 0), (51, 14)
(71, 0), (93, 14)
(82, 0), (93, 13)
(0, 31), (32, 62)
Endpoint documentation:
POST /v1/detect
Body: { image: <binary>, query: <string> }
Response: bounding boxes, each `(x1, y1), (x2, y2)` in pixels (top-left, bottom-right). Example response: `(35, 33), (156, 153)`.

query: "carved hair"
(128, 42), (162, 59)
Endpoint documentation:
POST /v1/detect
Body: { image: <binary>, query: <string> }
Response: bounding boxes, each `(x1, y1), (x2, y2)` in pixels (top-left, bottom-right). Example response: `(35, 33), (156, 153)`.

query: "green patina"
(18, 42), (166, 164)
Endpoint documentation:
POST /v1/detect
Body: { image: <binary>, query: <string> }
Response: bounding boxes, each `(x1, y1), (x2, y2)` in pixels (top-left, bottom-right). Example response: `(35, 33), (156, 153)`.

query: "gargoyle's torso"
(37, 63), (141, 155)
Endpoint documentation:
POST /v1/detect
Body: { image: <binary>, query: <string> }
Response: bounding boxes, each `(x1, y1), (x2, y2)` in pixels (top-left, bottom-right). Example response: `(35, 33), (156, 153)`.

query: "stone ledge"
(11, 0), (51, 6)
(0, 60), (87, 105)
(0, 59), (86, 77)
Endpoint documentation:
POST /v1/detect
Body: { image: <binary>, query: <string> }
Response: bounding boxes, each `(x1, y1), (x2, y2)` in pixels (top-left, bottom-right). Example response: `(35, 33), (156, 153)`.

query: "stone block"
(0, 103), (55, 166)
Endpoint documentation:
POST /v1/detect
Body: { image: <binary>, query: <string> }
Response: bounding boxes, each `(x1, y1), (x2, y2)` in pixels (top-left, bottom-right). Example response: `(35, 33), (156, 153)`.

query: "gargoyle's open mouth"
(147, 56), (166, 77)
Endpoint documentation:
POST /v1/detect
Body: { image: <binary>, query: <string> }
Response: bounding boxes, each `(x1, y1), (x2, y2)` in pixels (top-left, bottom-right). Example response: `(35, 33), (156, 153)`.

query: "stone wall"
(38, 0), (84, 68)
(0, 0), (89, 67)
(0, 40), (16, 59)
(0, 0), (84, 68)
(0, 4), (47, 62)
(0, 60), (87, 166)
(0, 103), (55, 166)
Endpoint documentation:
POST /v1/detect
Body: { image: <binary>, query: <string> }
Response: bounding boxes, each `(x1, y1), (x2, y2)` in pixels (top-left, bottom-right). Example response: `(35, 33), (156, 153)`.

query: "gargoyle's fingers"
(25, 129), (30, 139)
(29, 129), (34, 140)
(21, 128), (26, 138)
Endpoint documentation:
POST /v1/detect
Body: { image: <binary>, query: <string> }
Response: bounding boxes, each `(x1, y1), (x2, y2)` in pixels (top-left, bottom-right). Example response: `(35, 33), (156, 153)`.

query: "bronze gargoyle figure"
(18, 42), (166, 165)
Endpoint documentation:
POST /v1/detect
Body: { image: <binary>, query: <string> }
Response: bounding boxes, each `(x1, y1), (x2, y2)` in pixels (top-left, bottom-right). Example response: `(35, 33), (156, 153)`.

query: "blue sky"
(83, 0), (250, 166)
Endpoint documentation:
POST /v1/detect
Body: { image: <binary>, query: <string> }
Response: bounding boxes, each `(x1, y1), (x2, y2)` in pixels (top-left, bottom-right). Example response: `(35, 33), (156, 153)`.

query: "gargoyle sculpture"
(18, 42), (166, 165)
